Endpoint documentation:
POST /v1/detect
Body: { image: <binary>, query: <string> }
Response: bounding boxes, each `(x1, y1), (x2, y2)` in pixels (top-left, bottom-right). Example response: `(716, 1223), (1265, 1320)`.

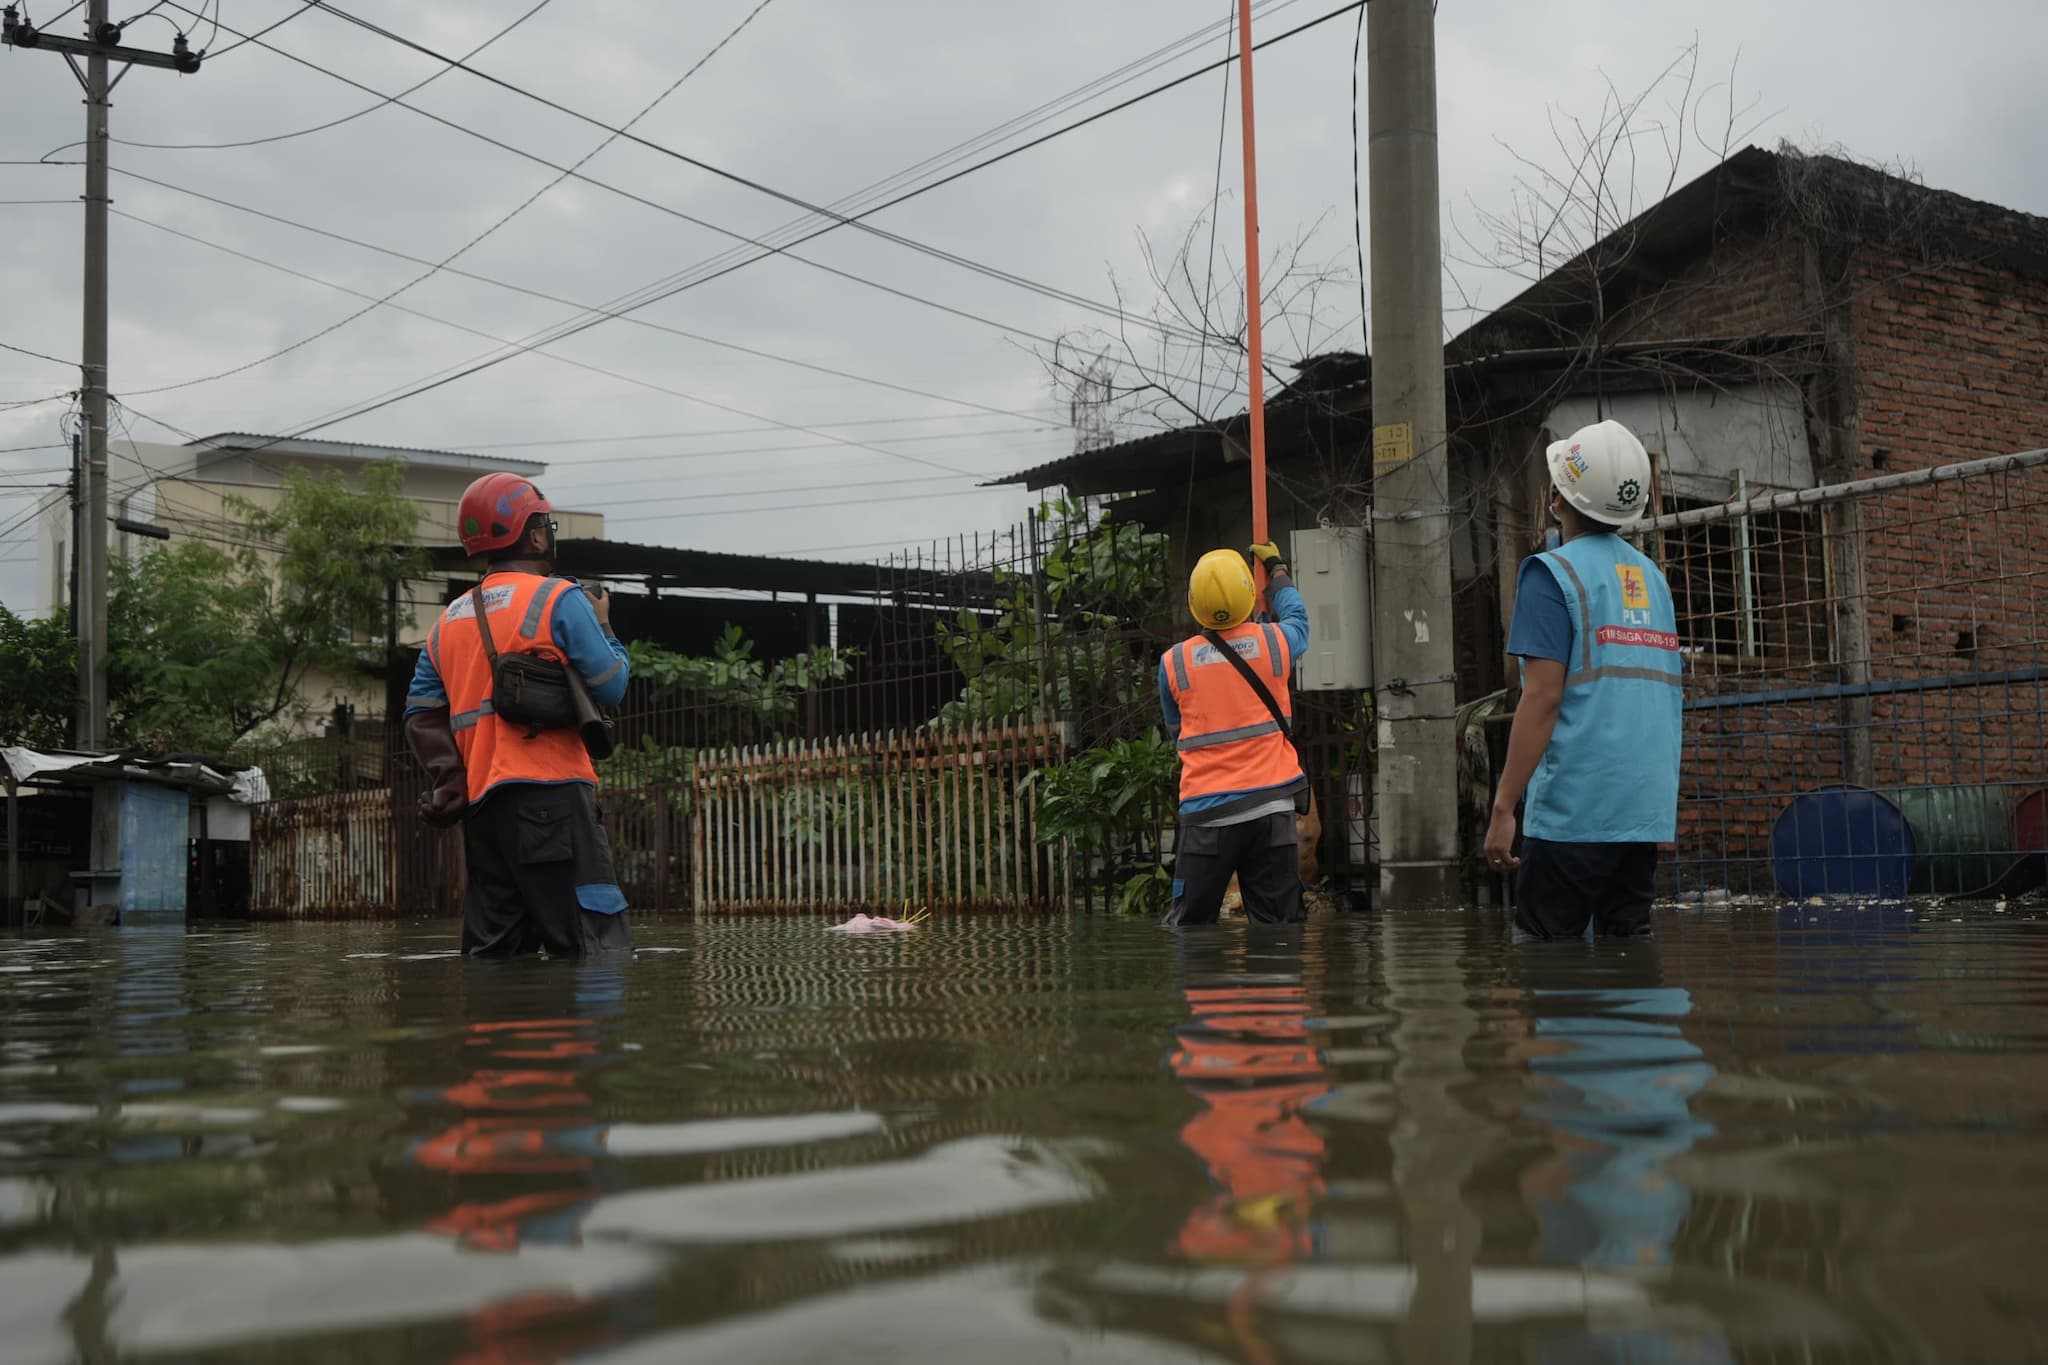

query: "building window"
(1654, 498), (1830, 665)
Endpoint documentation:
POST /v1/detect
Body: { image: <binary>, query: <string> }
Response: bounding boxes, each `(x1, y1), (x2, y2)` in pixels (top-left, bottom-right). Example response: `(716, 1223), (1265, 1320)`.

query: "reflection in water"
(1, 912), (2045, 1362)
(1168, 931), (1331, 1267)
(400, 962), (632, 1364)
(1508, 945), (1729, 1364)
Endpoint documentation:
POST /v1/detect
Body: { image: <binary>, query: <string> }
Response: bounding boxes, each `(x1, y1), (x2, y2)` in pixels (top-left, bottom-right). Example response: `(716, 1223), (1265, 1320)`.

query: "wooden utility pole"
(1367, 0), (1460, 907)
(3, 1), (200, 748)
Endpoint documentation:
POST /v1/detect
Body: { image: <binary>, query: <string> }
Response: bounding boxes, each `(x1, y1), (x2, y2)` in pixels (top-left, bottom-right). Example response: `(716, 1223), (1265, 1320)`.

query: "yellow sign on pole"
(1373, 421), (1415, 476)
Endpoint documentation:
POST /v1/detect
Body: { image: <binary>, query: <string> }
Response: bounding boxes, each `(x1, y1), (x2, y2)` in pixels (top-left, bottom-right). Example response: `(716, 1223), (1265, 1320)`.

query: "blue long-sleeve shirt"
(405, 574), (630, 717)
(1159, 582), (1309, 815)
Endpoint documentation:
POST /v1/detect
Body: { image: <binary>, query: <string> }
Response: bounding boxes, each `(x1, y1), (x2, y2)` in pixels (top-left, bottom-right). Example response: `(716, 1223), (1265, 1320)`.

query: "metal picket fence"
(690, 721), (1068, 913)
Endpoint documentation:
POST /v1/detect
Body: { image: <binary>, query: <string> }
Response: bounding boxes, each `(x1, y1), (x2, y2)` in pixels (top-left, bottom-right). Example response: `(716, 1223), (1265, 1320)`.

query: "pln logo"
(1615, 565), (1651, 619)
(1563, 445), (1590, 481)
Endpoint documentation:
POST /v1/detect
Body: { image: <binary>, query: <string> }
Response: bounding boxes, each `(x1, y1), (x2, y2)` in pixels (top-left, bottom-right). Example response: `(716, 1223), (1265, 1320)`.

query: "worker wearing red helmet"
(404, 473), (633, 957)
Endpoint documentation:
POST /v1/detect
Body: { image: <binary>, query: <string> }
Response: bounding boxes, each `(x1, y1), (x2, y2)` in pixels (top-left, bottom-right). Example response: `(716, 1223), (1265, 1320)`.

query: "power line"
(112, 165), (1062, 406)
(174, 0), (1368, 449)
(109, 172), (1048, 425)
(88, 1), (557, 394)
(116, 0), (498, 148)
(291, 0), (1214, 346)
(144, 1), (1071, 363)
(109, 208), (983, 479)
(0, 339), (74, 367)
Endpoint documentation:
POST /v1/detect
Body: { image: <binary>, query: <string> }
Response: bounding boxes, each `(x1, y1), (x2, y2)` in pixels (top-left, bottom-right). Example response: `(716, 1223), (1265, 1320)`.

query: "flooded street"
(3, 908), (2046, 1363)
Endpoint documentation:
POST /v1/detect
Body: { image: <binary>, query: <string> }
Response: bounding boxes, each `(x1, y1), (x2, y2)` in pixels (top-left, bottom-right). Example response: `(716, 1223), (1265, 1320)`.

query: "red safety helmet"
(457, 473), (553, 557)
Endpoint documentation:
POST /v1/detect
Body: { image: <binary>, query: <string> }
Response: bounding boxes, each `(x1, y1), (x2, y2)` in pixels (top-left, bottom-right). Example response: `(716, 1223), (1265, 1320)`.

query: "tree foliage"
(0, 604), (77, 748)
(107, 462), (423, 753)
(936, 497), (1169, 735)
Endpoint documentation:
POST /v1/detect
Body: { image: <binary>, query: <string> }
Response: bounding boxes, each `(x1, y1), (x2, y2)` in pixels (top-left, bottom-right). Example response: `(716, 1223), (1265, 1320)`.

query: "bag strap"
(467, 583), (501, 669)
(1199, 627), (1291, 737)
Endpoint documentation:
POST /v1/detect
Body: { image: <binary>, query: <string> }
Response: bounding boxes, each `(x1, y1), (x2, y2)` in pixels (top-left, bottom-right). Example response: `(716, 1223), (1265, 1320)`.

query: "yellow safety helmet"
(1187, 548), (1256, 629)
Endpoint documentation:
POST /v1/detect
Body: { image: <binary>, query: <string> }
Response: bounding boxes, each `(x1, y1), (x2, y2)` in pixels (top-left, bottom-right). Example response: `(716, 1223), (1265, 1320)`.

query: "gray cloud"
(3, 0), (2043, 603)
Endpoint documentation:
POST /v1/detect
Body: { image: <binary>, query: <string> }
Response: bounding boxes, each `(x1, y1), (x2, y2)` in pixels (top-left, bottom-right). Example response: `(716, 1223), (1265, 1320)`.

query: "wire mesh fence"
(1636, 447), (2048, 902)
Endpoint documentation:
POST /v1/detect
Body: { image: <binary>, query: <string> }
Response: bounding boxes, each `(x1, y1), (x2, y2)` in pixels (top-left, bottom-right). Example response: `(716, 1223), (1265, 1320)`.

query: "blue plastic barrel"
(1769, 785), (1917, 902)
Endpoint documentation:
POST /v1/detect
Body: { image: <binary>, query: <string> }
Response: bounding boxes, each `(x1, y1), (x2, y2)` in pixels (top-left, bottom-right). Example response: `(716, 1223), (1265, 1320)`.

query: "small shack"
(2, 749), (270, 926)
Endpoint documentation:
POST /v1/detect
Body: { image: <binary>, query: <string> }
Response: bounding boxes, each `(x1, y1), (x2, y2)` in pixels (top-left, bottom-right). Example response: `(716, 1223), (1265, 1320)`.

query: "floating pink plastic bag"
(827, 913), (923, 934)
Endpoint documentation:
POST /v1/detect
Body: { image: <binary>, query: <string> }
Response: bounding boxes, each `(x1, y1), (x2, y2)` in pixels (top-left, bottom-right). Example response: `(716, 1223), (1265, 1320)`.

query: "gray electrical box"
(1289, 527), (1373, 691)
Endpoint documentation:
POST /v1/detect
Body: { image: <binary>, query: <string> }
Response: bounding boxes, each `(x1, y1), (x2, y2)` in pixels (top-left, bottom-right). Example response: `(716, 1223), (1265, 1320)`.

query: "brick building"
(1461, 146), (2048, 887)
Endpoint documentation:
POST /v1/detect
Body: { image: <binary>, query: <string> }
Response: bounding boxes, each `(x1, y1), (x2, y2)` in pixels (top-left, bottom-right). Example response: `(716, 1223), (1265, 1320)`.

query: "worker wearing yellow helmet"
(1159, 541), (1311, 924)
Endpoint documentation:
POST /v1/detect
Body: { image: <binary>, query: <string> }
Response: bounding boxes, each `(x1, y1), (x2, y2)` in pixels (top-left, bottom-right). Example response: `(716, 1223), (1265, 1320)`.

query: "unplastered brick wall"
(1613, 229), (1812, 344)
(1853, 240), (2048, 476)
(1850, 238), (2048, 826)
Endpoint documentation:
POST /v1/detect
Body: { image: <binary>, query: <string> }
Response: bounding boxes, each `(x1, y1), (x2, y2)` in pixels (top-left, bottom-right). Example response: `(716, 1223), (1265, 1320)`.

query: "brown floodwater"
(2, 906), (2046, 1363)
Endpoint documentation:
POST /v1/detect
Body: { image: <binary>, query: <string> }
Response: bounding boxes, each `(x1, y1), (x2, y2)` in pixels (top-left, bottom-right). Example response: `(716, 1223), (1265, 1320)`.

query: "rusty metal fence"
(1636, 446), (2048, 901)
(691, 721), (1067, 913)
(252, 790), (395, 919)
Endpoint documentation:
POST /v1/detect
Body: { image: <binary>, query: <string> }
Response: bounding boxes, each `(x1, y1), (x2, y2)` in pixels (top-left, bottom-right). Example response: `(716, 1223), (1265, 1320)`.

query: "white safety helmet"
(1546, 419), (1651, 527)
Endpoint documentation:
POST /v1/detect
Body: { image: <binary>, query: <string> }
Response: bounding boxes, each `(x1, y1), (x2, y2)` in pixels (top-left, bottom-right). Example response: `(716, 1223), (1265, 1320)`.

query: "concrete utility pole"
(1366, 0), (1460, 907)
(3, 0), (199, 749)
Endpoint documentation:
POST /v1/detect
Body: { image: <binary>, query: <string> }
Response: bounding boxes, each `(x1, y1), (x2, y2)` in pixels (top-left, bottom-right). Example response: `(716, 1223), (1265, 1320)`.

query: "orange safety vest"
(1163, 620), (1303, 802)
(427, 572), (596, 803)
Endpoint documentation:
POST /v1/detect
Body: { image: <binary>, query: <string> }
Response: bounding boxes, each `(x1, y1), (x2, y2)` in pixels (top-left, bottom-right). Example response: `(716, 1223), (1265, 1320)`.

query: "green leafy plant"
(1024, 727), (1179, 914)
(935, 497), (1169, 734)
(0, 604), (76, 748)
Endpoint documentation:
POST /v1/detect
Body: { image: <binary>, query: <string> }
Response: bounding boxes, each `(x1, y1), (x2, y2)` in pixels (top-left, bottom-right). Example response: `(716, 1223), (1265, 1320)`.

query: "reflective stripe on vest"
(1522, 535), (1685, 844)
(433, 573), (596, 803)
(1162, 622), (1302, 802)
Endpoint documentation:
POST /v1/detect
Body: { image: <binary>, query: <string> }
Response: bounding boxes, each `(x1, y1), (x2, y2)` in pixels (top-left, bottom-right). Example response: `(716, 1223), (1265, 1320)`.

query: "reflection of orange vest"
(1163, 623), (1301, 801)
(427, 572), (595, 802)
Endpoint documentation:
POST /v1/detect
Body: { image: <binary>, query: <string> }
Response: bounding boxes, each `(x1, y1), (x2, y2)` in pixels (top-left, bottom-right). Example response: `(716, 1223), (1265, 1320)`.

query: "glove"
(1248, 541), (1292, 587)
(404, 710), (470, 829)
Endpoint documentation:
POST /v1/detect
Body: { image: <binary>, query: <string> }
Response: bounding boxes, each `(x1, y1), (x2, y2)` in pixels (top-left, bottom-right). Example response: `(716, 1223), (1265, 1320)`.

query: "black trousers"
(460, 782), (633, 958)
(1513, 837), (1658, 943)
(1164, 812), (1304, 926)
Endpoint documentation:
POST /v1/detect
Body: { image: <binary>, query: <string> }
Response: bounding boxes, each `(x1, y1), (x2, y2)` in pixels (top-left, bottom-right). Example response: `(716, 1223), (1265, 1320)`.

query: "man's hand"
(584, 583), (612, 628)
(1248, 541), (1285, 570)
(1483, 805), (1520, 874)
(420, 782), (467, 829)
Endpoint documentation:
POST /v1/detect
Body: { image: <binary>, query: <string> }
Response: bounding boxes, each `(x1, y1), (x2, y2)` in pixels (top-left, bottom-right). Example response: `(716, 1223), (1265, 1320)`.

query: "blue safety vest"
(1523, 534), (1684, 843)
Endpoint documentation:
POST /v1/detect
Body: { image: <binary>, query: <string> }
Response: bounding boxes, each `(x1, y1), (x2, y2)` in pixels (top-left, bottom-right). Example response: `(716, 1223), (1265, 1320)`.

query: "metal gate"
(252, 789), (395, 919)
(691, 721), (1067, 912)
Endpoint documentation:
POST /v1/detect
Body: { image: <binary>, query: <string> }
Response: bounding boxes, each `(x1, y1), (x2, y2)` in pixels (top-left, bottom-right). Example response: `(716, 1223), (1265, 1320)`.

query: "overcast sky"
(3, 0), (2043, 611)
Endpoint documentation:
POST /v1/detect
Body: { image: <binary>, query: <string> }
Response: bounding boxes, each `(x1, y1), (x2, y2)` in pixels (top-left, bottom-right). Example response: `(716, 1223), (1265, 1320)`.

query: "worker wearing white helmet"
(1483, 419), (1685, 942)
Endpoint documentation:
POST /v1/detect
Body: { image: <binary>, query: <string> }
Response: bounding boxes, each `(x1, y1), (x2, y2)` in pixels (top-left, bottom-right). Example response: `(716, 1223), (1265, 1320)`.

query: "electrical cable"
(194, 0), (313, 60)
(0, 339), (74, 368)
(294, 0), (1214, 345)
(180, 0), (1368, 448)
(117, 0), (826, 406)
(108, 208), (982, 478)
(67, 0), (551, 157)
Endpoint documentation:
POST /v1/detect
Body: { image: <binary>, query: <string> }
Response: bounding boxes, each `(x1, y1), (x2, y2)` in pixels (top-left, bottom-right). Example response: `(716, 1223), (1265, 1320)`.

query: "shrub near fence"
(1639, 447), (2048, 899)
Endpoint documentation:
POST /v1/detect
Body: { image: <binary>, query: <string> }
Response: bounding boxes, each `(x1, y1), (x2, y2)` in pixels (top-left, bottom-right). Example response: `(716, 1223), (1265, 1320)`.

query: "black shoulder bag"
(468, 582), (580, 735)
(1199, 627), (1313, 815)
